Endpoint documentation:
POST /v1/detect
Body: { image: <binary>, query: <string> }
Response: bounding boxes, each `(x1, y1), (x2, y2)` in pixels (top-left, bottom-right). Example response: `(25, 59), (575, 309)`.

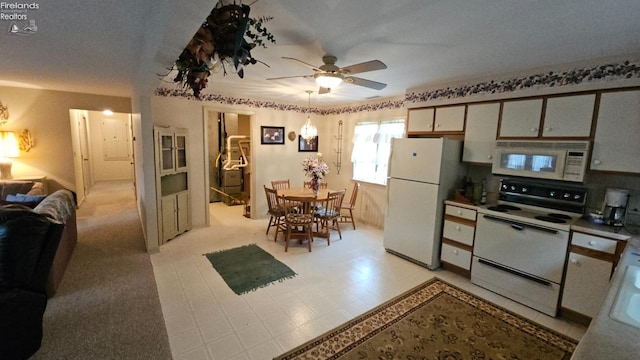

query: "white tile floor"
(151, 203), (587, 360)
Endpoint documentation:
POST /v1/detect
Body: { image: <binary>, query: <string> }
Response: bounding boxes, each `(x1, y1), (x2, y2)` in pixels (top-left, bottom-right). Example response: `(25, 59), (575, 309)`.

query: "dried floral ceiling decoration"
(172, 0), (275, 97)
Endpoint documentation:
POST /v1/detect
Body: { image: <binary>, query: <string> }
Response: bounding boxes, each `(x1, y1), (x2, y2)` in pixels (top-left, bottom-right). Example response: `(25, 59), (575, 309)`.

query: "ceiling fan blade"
(266, 74), (313, 80)
(318, 86), (331, 94)
(344, 76), (387, 90)
(339, 60), (387, 75)
(282, 57), (322, 72)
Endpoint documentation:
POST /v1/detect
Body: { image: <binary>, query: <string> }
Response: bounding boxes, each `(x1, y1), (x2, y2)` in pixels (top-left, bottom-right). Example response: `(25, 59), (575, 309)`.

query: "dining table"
(276, 187), (334, 201)
(276, 187), (335, 241)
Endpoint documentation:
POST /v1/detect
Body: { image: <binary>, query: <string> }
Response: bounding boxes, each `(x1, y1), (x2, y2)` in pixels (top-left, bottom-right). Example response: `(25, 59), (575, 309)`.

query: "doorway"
(204, 108), (253, 222)
(69, 109), (135, 206)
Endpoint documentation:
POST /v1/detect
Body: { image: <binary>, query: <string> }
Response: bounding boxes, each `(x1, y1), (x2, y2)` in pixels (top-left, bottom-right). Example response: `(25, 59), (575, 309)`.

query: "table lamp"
(0, 131), (19, 179)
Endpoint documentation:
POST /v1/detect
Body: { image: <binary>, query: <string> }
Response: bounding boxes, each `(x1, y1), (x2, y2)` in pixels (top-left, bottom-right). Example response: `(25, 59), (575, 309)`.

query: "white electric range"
(472, 178), (587, 316)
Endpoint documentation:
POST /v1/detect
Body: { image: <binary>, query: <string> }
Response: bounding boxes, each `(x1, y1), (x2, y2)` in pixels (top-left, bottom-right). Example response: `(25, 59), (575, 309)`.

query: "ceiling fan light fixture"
(314, 73), (343, 89)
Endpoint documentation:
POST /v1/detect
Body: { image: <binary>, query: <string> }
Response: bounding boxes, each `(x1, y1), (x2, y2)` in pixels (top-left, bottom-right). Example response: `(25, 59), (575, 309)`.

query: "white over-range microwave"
(492, 140), (590, 182)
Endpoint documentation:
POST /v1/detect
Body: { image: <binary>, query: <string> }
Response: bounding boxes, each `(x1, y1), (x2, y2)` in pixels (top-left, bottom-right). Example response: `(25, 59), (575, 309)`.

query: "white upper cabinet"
(543, 94), (595, 137)
(407, 105), (465, 134)
(434, 105), (465, 132)
(499, 99), (543, 137)
(407, 108), (435, 133)
(592, 90), (640, 173)
(463, 103), (500, 164)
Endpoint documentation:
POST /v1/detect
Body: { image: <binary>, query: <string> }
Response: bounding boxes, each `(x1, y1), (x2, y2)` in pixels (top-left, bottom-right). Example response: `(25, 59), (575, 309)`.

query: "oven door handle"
(482, 214), (559, 234)
(478, 258), (552, 287)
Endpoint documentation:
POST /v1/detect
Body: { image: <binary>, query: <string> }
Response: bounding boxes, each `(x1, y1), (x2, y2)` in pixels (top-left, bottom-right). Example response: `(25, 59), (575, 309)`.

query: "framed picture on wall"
(260, 126), (285, 144)
(298, 135), (318, 152)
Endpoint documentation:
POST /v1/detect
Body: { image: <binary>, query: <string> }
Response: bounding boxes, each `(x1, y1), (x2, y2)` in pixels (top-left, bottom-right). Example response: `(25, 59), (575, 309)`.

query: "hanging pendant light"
(300, 90), (317, 140)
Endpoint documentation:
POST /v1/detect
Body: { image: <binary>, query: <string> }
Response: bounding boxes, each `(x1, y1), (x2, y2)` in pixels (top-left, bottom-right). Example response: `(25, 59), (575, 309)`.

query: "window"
(351, 119), (405, 185)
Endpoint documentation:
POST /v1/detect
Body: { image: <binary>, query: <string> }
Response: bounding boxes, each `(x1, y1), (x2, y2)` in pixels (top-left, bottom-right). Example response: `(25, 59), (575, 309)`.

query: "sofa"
(0, 187), (77, 359)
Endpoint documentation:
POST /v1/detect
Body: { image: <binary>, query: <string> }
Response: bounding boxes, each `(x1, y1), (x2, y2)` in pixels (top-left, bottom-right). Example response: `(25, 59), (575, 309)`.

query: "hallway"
(36, 181), (171, 359)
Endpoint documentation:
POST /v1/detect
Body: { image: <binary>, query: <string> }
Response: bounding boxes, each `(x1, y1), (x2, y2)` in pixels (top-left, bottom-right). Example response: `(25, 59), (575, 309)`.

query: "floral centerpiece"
(302, 154), (329, 194)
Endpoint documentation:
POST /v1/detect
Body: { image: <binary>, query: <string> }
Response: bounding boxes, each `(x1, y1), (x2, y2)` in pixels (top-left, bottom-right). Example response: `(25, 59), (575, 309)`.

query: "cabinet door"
(499, 99), (543, 137)
(161, 195), (178, 240)
(434, 105), (465, 132)
(562, 253), (613, 318)
(591, 90), (640, 173)
(175, 132), (188, 172)
(159, 132), (175, 175)
(176, 191), (190, 233)
(543, 94), (595, 137)
(407, 108), (434, 133)
(463, 103), (500, 163)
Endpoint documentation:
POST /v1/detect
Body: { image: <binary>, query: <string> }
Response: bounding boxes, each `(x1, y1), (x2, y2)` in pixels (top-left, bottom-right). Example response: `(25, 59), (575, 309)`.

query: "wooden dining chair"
(271, 179), (290, 190)
(303, 181), (328, 189)
(281, 195), (316, 252)
(339, 182), (360, 230)
(264, 185), (285, 240)
(314, 189), (346, 244)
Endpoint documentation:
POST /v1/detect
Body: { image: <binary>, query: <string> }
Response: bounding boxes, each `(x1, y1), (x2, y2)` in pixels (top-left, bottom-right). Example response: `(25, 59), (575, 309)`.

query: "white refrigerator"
(383, 137), (462, 270)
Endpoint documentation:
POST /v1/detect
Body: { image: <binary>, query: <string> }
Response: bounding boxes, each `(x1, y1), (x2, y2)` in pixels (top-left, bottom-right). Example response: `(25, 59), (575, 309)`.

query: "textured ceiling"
(1, 0), (639, 105)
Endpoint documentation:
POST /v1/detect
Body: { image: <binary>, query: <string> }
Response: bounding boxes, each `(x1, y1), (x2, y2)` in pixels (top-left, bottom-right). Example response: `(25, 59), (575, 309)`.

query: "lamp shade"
(314, 73), (343, 89)
(0, 131), (19, 158)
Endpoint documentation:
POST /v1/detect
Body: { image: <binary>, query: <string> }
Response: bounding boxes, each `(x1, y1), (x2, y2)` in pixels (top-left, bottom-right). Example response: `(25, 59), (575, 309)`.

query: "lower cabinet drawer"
(443, 220), (475, 246)
(571, 232), (618, 254)
(441, 243), (472, 270)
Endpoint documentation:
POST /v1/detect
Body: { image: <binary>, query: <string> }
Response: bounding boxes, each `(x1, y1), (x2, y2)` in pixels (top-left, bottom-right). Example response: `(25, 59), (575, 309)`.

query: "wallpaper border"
(155, 59), (640, 114)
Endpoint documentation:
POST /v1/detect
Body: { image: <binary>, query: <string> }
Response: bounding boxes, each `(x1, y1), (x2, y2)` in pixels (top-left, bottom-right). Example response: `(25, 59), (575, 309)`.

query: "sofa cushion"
(26, 183), (45, 196)
(0, 208), (58, 289)
(0, 182), (36, 201)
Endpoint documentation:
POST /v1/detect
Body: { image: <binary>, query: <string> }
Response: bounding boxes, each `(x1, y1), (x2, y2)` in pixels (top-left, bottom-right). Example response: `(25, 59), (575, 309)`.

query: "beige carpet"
(275, 277), (577, 360)
(33, 181), (171, 359)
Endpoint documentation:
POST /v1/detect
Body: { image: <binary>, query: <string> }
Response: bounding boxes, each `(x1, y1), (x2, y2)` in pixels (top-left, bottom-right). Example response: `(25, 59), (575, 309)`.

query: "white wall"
(322, 102), (406, 228)
(150, 94), (407, 232)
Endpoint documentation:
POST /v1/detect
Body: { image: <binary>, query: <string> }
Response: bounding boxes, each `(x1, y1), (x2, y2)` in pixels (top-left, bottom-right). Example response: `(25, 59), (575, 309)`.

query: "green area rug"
(204, 244), (296, 295)
(274, 277), (578, 359)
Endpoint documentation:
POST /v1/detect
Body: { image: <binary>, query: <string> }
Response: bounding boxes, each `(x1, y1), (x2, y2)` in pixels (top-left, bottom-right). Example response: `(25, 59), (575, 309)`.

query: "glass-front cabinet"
(154, 126), (191, 244)
(158, 129), (188, 175)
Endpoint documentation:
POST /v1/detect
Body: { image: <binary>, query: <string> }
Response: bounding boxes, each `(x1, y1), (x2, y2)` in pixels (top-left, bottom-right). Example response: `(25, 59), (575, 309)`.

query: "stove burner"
(548, 213), (572, 220)
(500, 205), (521, 211)
(487, 204), (522, 212)
(535, 215), (566, 224)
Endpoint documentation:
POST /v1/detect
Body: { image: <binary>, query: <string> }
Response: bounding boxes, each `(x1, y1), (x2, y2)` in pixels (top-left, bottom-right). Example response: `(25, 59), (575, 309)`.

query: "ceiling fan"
(267, 55), (387, 94)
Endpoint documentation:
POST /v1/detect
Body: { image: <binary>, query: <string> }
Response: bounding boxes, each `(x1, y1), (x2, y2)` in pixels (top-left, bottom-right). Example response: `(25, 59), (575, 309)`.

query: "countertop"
(570, 223), (640, 360)
(445, 200), (640, 359)
(444, 199), (478, 211)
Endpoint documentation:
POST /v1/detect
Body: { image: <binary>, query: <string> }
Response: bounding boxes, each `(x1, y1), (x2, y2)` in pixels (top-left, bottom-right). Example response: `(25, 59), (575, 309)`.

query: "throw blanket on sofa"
(33, 190), (75, 224)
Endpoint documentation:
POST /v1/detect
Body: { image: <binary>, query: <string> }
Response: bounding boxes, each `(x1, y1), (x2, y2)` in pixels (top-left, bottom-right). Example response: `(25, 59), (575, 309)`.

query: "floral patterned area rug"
(274, 277), (578, 360)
